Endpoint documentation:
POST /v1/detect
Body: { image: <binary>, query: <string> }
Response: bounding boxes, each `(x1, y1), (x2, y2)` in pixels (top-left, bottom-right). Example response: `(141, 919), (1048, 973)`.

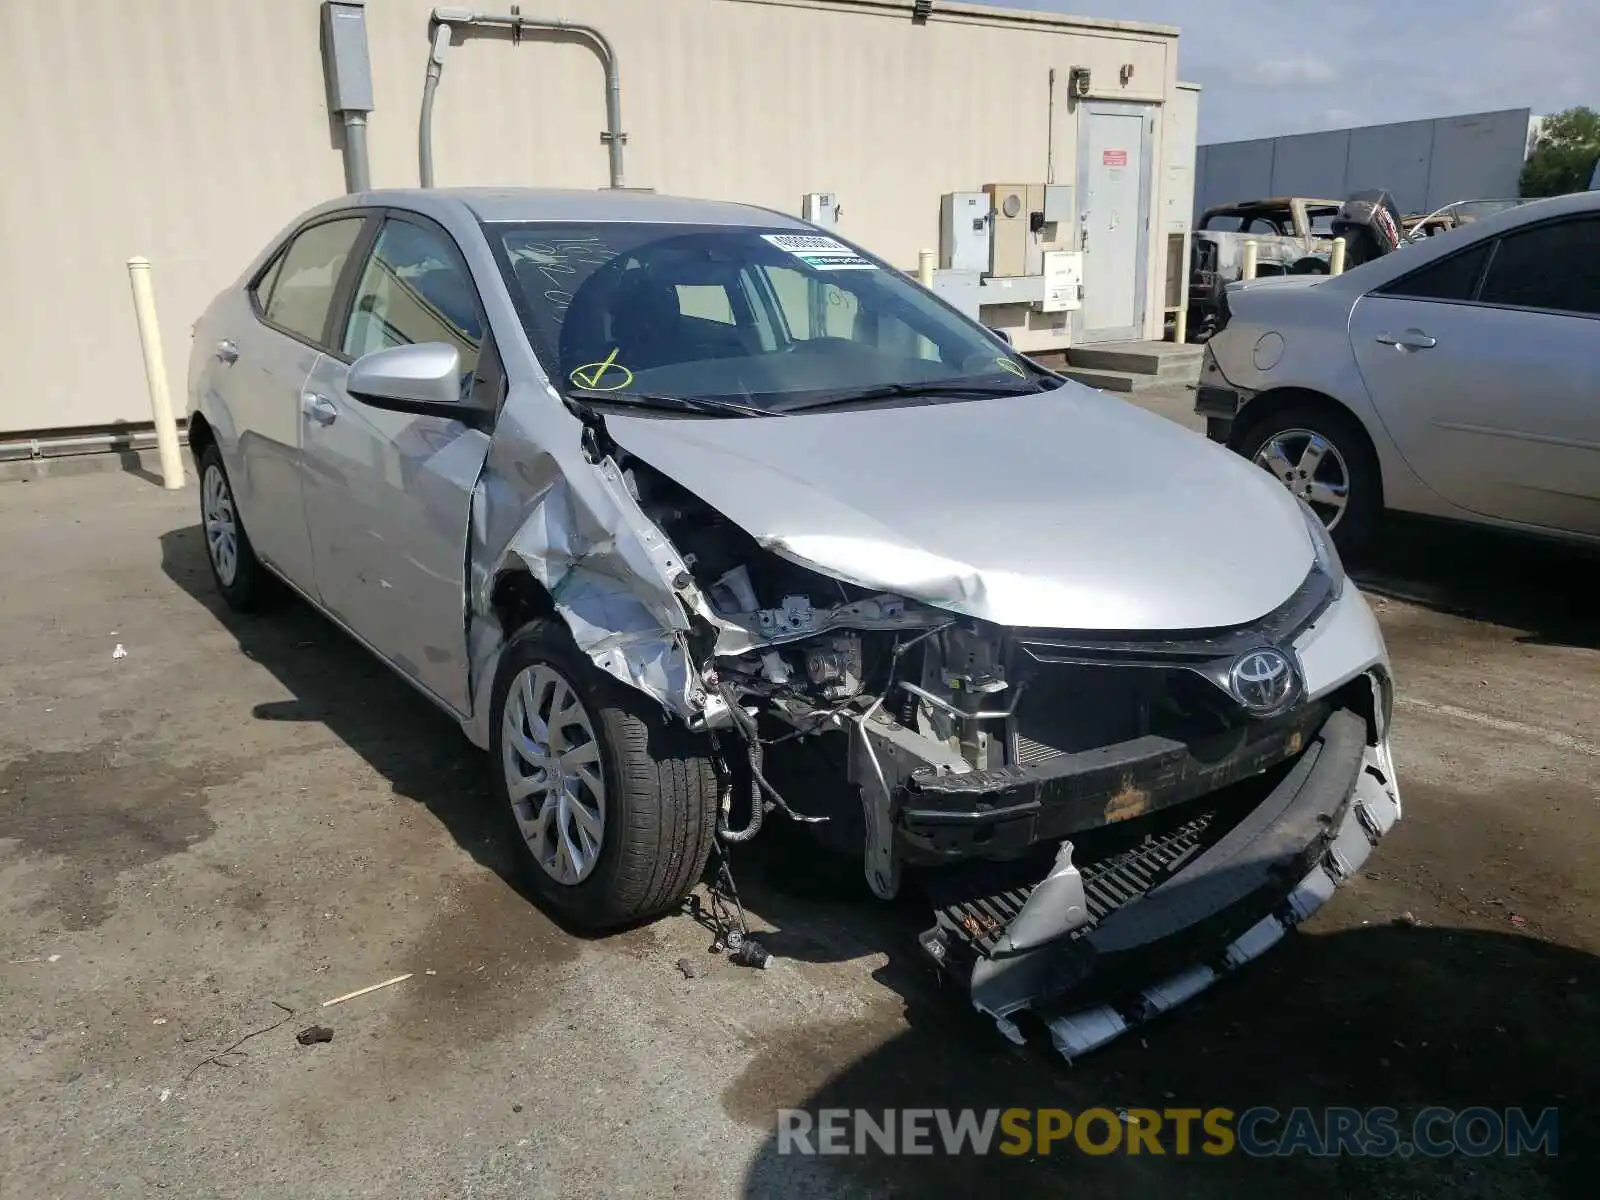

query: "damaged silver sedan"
(187, 188), (1400, 1054)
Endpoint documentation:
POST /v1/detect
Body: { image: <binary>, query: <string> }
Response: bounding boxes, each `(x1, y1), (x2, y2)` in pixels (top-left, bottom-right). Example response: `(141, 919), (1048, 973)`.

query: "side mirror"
(990, 327), (1013, 346)
(347, 342), (464, 418)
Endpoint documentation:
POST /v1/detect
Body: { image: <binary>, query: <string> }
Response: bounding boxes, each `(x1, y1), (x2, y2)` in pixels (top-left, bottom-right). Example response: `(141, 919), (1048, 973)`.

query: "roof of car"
(1202, 197), (1342, 216)
(352, 187), (811, 229)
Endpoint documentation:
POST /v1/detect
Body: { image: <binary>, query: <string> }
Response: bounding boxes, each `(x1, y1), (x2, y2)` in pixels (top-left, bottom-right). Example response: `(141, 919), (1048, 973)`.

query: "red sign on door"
(1102, 149), (1128, 167)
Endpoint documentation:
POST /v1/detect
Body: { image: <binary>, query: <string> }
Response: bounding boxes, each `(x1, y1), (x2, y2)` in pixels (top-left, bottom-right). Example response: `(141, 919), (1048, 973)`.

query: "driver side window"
(342, 218), (484, 389)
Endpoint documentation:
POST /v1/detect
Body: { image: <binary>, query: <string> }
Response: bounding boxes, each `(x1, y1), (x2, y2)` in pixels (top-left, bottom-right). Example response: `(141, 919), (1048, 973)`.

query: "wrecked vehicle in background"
(187, 188), (1401, 1057)
(1188, 197), (1341, 338)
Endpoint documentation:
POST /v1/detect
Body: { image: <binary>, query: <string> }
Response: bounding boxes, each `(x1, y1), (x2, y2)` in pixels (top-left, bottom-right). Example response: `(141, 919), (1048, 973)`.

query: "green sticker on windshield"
(996, 357), (1028, 379)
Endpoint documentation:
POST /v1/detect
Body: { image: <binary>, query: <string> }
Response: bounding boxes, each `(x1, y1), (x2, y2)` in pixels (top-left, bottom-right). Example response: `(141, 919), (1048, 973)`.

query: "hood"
(605, 384), (1313, 631)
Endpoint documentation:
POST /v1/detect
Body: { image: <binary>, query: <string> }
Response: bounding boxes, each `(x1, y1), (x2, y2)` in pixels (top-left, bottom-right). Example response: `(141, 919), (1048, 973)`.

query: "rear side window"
(1478, 216), (1600, 315)
(263, 218), (366, 345)
(1378, 243), (1490, 302)
(251, 254), (284, 311)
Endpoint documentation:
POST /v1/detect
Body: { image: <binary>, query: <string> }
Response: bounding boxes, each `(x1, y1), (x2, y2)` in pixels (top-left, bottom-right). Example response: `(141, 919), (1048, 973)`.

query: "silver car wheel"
(1253, 428), (1350, 530)
(202, 463), (240, 586)
(502, 663), (607, 886)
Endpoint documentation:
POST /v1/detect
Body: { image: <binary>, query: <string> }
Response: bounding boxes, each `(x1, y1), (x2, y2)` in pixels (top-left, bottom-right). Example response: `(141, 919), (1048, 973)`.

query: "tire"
(1233, 402), (1381, 557)
(198, 444), (277, 612)
(489, 620), (718, 930)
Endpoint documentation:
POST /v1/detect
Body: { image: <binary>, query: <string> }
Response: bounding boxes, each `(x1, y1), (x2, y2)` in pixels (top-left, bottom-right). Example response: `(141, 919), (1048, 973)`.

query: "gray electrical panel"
(322, 1), (374, 113)
(1043, 185), (1074, 225)
(940, 192), (991, 272)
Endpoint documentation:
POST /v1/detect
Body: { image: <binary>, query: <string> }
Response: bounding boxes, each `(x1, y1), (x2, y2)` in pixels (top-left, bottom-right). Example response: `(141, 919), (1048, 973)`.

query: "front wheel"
(489, 621), (719, 930)
(1235, 403), (1381, 556)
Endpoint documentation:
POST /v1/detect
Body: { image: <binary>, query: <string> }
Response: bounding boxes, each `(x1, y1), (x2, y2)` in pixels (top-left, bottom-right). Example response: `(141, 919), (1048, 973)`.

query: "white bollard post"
(1329, 237), (1347, 276)
(917, 248), (936, 288)
(1241, 240), (1259, 281)
(126, 257), (186, 490)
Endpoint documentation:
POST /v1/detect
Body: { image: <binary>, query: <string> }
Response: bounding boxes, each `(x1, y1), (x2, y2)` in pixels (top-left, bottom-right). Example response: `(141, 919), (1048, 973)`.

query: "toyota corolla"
(186, 187), (1401, 1057)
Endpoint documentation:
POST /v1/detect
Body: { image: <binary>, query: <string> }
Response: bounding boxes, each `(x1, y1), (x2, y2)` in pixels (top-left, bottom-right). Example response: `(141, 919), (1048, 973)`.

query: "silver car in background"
(187, 188), (1399, 1056)
(1199, 190), (1600, 554)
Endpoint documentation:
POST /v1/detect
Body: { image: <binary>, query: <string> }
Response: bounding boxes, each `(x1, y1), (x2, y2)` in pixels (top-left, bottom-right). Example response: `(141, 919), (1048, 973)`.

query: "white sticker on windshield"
(762, 233), (879, 271)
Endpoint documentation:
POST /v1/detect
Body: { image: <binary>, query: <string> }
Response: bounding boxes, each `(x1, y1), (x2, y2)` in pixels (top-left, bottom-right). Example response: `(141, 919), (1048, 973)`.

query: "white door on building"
(1077, 102), (1153, 343)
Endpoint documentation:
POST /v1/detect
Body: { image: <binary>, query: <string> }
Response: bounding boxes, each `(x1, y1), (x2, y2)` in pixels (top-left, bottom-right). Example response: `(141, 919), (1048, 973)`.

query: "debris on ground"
(728, 939), (772, 970)
(296, 1025), (334, 1046)
(675, 957), (700, 979)
(320, 973), (412, 1007)
(184, 1000), (295, 1080)
(1510, 914), (1528, 927)
(112, 644), (127, 660)
(159, 1088), (172, 1103)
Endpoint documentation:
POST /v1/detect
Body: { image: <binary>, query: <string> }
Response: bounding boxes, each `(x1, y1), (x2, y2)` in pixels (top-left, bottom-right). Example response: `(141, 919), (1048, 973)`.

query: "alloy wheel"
(1253, 428), (1350, 530)
(202, 463), (240, 586)
(501, 663), (607, 885)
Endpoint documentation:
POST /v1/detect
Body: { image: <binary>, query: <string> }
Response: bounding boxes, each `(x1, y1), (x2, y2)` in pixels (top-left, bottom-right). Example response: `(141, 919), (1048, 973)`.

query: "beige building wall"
(0, 0), (1180, 436)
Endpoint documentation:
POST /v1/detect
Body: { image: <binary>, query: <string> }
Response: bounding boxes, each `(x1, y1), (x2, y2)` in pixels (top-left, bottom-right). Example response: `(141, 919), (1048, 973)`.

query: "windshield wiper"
(778, 377), (1053, 413)
(566, 387), (771, 418)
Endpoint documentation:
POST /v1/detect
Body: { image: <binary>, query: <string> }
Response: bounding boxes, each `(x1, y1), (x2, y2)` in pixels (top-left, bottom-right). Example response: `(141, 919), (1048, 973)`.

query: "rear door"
(300, 212), (495, 713)
(232, 215), (370, 591)
(1351, 213), (1600, 533)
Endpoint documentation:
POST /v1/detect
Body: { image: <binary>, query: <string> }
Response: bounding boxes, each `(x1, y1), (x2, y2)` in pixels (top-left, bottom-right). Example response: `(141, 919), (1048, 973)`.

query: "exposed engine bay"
(605, 438), (1400, 1054)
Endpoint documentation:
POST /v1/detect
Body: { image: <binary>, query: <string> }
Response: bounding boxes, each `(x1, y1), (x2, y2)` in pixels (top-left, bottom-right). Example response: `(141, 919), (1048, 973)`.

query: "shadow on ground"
(1353, 516), (1600, 651)
(738, 923), (1598, 1199)
(159, 524), (514, 883)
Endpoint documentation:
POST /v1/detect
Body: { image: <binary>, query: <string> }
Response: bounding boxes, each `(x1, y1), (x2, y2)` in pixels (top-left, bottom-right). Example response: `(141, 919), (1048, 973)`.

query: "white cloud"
(1246, 55), (1338, 87)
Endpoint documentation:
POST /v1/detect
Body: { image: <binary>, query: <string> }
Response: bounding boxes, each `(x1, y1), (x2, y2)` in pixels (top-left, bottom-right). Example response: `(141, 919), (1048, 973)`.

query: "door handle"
(301, 393), (338, 426)
(1375, 329), (1437, 350)
(215, 339), (239, 364)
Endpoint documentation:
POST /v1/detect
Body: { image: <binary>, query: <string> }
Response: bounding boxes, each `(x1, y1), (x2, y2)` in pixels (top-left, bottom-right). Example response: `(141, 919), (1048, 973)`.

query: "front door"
(1350, 213), (1600, 535)
(299, 214), (495, 713)
(1077, 101), (1152, 343)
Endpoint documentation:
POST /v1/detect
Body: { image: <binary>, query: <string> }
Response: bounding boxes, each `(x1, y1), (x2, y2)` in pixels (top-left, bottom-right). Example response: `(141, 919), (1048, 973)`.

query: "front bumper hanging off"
(918, 706), (1401, 1058)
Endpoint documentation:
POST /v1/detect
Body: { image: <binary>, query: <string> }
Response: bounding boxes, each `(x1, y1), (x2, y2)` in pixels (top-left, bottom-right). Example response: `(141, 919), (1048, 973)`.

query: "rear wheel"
(1234, 403), (1381, 556)
(489, 621), (718, 930)
(198, 444), (276, 611)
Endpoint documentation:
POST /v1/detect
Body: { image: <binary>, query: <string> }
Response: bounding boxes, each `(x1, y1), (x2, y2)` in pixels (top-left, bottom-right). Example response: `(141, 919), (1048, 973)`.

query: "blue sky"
(969, 0), (1595, 142)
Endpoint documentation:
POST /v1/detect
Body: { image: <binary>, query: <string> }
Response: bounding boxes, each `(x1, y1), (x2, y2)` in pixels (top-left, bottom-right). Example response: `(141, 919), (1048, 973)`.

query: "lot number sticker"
(762, 233), (878, 271)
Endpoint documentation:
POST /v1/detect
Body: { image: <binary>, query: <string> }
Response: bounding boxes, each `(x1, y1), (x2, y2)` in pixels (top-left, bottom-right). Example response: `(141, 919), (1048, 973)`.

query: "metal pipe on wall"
(420, 7), (627, 189)
(341, 113), (371, 191)
(419, 21), (452, 187)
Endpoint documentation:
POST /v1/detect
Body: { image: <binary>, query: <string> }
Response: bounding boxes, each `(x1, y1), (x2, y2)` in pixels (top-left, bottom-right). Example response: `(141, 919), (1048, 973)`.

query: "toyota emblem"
(1229, 647), (1298, 714)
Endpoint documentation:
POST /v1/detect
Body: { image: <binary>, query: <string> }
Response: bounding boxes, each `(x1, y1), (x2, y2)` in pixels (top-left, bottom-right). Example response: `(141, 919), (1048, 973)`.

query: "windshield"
(484, 222), (1046, 413)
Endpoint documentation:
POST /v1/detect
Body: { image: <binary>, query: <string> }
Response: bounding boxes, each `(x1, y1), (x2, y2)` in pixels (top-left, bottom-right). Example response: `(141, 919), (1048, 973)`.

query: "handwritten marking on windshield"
(569, 347), (634, 392)
(508, 235), (615, 325)
(996, 357), (1028, 378)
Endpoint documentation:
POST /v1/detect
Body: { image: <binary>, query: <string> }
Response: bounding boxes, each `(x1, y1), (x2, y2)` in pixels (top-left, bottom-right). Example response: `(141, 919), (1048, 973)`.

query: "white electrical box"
(1039, 250), (1084, 312)
(939, 192), (991, 272)
(802, 192), (841, 227)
